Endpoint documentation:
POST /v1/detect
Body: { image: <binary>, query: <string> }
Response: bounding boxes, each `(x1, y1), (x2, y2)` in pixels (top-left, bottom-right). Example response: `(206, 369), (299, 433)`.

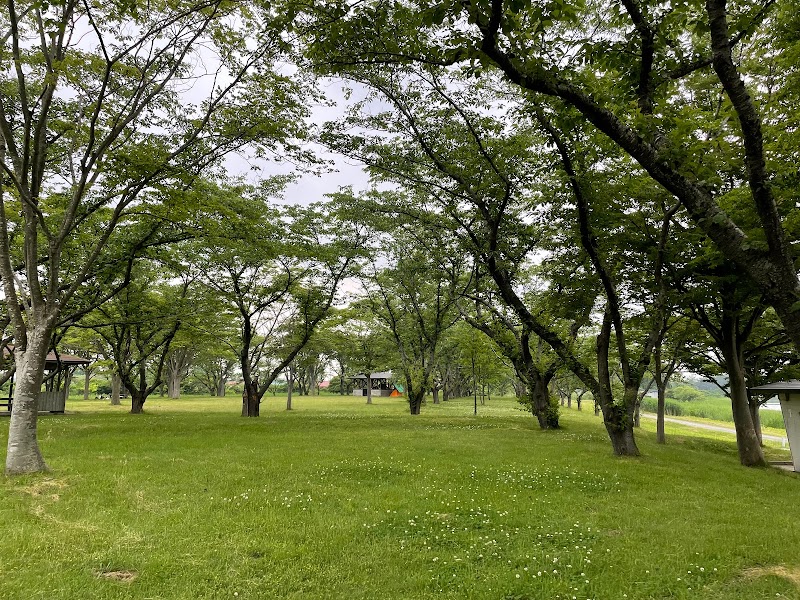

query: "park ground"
(1, 395), (799, 599)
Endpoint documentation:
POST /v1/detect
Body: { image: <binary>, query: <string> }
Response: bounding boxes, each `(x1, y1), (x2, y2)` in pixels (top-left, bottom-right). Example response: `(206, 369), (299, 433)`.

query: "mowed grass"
(1, 395), (799, 600)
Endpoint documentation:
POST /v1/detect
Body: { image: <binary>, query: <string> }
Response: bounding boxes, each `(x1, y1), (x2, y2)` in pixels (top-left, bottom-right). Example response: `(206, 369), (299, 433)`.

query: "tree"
(359, 233), (462, 415)
(1, 0), (312, 473)
(342, 311), (393, 405)
(85, 271), (190, 413)
(302, 0), (800, 367)
(198, 194), (363, 417)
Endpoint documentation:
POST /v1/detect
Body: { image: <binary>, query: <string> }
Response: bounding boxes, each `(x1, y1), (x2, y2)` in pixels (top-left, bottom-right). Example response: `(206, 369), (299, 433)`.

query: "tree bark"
(83, 367), (91, 401)
(656, 383), (667, 444)
(5, 331), (51, 474)
(130, 391), (146, 414)
(286, 365), (294, 411)
(408, 388), (424, 414)
(111, 373), (121, 405)
(366, 372), (373, 405)
(242, 378), (260, 417)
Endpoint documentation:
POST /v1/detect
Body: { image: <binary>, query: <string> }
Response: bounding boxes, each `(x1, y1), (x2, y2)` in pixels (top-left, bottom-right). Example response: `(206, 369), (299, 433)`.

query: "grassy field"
(1, 394), (798, 600)
(640, 394), (787, 430)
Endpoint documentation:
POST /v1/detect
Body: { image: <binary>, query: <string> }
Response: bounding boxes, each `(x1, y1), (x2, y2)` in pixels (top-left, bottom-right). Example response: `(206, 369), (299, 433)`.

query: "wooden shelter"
(351, 371), (403, 397)
(1, 351), (90, 413)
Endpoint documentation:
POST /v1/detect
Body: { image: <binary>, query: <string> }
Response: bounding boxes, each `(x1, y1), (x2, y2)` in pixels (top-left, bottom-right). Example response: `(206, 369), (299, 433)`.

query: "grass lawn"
(1, 394), (798, 599)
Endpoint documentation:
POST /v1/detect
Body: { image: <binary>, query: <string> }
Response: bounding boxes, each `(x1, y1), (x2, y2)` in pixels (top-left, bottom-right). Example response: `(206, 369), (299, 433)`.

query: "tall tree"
(198, 194), (363, 416)
(1, 0), (311, 473)
(301, 0), (800, 396)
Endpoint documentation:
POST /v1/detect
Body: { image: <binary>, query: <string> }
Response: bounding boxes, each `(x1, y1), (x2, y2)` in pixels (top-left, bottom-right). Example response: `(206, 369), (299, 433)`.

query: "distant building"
(351, 371), (404, 397)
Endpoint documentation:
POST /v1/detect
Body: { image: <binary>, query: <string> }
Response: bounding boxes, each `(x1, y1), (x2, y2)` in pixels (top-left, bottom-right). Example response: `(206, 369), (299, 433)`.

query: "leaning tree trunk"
(5, 331), (51, 475)
(720, 324), (766, 466)
(726, 354), (765, 466)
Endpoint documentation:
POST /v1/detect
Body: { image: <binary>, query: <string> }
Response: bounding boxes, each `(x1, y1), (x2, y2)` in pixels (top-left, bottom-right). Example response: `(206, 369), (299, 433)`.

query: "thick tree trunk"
(216, 377), (226, 397)
(242, 379), (260, 417)
(432, 385), (440, 404)
(167, 370), (181, 399)
(408, 388), (424, 414)
(602, 403), (640, 456)
(530, 376), (559, 429)
(5, 332), (51, 475)
(727, 357), (765, 466)
(130, 391), (146, 414)
(111, 374), (121, 405)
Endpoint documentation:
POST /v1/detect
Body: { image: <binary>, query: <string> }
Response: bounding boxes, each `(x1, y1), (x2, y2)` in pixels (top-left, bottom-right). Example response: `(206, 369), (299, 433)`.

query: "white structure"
(749, 381), (800, 472)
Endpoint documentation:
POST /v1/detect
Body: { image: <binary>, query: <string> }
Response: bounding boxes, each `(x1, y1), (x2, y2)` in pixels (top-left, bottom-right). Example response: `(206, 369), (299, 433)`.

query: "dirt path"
(640, 412), (788, 444)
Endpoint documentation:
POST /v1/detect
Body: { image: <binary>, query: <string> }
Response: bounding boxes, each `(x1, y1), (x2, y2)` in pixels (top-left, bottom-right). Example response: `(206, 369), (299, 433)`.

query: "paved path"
(640, 412), (788, 444)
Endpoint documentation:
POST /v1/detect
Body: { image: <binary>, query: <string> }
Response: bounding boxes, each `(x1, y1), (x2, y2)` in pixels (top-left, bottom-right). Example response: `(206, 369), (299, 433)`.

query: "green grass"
(1, 395), (799, 600)
(640, 395), (787, 430)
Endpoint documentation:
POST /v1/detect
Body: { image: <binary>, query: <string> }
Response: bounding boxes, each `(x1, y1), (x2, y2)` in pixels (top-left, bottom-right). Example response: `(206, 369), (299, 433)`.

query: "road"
(640, 412), (788, 444)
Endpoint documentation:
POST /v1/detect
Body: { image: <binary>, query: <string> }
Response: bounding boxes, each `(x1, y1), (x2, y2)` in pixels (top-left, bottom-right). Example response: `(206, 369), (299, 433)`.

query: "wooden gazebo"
(1, 351), (91, 413)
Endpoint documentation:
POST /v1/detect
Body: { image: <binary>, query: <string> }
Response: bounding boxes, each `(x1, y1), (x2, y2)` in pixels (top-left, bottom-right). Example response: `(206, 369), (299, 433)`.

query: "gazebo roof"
(351, 371), (393, 380)
(749, 381), (800, 395)
(44, 352), (91, 369)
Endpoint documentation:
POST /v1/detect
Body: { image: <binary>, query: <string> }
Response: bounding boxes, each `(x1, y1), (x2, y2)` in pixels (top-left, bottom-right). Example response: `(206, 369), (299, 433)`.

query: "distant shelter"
(1, 351), (90, 413)
(351, 371), (404, 397)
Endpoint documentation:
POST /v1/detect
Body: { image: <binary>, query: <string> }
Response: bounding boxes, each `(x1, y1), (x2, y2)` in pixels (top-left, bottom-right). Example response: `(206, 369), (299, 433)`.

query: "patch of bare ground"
(743, 565), (800, 589)
(18, 478), (67, 501)
(94, 569), (138, 583)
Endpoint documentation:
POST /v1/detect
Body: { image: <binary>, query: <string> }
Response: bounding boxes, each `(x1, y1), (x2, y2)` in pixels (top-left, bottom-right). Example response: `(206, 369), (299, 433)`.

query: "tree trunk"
(111, 373), (121, 405)
(83, 368), (90, 401)
(130, 391), (146, 414)
(432, 384), (440, 404)
(729, 368), (764, 466)
(720, 321), (766, 466)
(216, 377), (226, 397)
(656, 383), (667, 444)
(633, 402), (640, 428)
(366, 373), (373, 405)
(602, 404), (640, 456)
(242, 380), (260, 417)
(749, 396), (763, 447)
(409, 388), (424, 414)
(528, 373), (559, 430)
(286, 366), (294, 411)
(5, 332), (51, 475)
(167, 369), (181, 399)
